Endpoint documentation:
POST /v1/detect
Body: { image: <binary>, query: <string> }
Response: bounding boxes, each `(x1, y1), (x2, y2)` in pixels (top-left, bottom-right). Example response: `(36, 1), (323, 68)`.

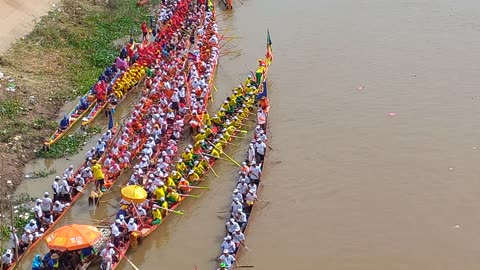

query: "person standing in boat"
(92, 160), (105, 191)
(217, 250), (235, 270)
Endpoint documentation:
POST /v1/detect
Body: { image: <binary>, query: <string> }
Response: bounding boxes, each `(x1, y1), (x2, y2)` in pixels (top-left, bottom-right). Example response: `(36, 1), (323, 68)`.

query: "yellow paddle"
(207, 141), (241, 167)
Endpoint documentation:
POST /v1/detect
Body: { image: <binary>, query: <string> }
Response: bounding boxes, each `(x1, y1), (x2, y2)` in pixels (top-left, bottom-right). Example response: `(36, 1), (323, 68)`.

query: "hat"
(222, 249), (229, 254)
(25, 229), (31, 234)
(115, 219), (121, 224)
(36, 199), (42, 203)
(119, 214), (125, 219)
(236, 208), (243, 213)
(109, 243), (115, 247)
(55, 201), (60, 205)
(229, 218), (235, 223)
(226, 235), (232, 240)
(152, 204), (159, 209)
(55, 176), (60, 180)
(233, 198), (239, 202)
(51, 253), (59, 260)
(249, 189), (255, 193)
(233, 189), (239, 193)
(44, 191), (49, 196)
(160, 197), (165, 201)
(129, 218), (134, 223)
(30, 219), (35, 224)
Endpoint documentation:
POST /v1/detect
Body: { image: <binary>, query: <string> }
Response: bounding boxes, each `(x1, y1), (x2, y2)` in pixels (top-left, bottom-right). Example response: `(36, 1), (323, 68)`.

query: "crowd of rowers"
(217, 101), (269, 270)
(1, 1), (215, 269)
(102, 76), (265, 269)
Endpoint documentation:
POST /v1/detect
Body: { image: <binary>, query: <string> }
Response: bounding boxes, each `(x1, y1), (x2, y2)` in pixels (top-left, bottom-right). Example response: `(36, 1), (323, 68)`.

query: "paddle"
(234, 129), (248, 134)
(207, 141), (241, 167)
(159, 207), (184, 215)
(199, 153), (219, 177)
(203, 153), (236, 164)
(113, 246), (140, 270)
(179, 185), (210, 190)
(179, 194), (200, 198)
(236, 266), (254, 268)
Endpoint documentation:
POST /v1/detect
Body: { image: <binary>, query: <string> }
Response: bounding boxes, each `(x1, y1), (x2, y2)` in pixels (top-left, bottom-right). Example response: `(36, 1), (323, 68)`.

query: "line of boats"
(5, 0), (273, 269)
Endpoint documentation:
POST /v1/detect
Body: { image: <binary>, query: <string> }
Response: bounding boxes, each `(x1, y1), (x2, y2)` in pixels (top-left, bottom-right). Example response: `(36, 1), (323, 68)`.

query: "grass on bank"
(0, 0), (158, 150)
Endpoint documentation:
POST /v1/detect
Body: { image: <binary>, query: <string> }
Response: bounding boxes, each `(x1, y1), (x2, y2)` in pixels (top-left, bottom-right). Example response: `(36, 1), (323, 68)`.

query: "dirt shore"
(0, 0), (58, 54)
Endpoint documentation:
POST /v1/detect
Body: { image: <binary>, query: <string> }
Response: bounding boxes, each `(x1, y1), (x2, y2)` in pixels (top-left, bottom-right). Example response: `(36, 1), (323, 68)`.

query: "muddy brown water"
(14, 0), (480, 269)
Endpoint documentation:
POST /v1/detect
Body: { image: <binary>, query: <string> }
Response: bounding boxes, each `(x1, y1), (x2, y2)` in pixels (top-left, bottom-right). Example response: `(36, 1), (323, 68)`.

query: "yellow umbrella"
(45, 224), (102, 251)
(121, 185), (147, 204)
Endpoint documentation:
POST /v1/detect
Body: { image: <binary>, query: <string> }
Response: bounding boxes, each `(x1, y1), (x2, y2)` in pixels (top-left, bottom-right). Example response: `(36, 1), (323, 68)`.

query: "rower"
(154, 183), (167, 202)
(178, 178), (190, 194)
(150, 204), (162, 225)
(176, 159), (188, 175)
(159, 197), (169, 217)
(233, 209), (248, 229)
(111, 219), (123, 246)
(232, 229), (246, 250)
(170, 170), (182, 184)
(127, 218), (138, 233)
(52, 201), (65, 219)
(2, 250), (13, 268)
(166, 187), (180, 207)
(100, 244), (117, 270)
(232, 189), (243, 203)
(181, 148), (194, 168)
(237, 179), (249, 196)
(193, 160), (205, 176)
(245, 189), (258, 212)
(230, 198), (243, 213)
(248, 162), (262, 186)
(225, 218), (240, 234)
(218, 249), (235, 270)
(187, 170), (200, 182)
(220, 236), (236, 254)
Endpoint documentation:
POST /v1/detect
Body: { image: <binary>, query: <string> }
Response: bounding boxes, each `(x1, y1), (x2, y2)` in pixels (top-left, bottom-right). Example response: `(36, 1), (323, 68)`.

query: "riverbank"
(0, 0), (158, 193)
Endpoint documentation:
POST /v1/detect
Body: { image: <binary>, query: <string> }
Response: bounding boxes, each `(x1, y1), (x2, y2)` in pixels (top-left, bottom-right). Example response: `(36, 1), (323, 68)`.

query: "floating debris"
(449, 167), (454, 171)
(388, 112), (396, 116)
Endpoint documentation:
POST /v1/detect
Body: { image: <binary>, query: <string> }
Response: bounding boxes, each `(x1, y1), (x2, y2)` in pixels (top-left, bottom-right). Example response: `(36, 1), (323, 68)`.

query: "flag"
(256, 80), (268, 100)
(266, 29), (273, 65)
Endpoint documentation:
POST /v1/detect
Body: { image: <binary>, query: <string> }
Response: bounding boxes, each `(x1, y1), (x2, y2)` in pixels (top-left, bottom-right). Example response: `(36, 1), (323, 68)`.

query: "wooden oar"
(203, 153), (236, 164)
(179, 185), (210, 190)
(113, 246), (140, 270)
(159, 207), (184, 215)
(234, 129), (248, 133)
(199, 153), (219, 177)
(179, 194), (200, 198)
(207, 141), (241, 167)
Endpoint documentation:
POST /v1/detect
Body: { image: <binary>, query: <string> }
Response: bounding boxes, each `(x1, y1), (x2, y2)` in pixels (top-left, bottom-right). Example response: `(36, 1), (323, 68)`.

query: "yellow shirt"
(195, 133), (206, 142)
(152, 209), (162, 220)
(182, 152), (193, 161)
(167, 191), (180, 202)
(194, 164), (205, 176)
(177, 162), (187, 172)
(92, 164), (104, 180)
(188, 172), (200, 182)
(165, 177), (176, 187)
(211, 148), (220, 158)
(203, 113), (211, 126)
(154, 187), (166, 200)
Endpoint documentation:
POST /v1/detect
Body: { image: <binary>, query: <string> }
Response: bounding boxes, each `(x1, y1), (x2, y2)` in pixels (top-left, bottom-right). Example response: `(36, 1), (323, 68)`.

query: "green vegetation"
(32, 169), (57, 178)
(0, 0), (158, 146)
(0, 193), (35, 243)
(36, 125), (102, 159)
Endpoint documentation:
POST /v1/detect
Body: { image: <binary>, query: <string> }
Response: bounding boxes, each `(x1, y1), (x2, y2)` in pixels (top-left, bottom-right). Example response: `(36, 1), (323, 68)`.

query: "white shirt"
(232, 232), (245, 245)
(34, 204), (43, 219)
(53, 204), (65, 213)
(8, 233), (18, 249)
(248, 166), (261, 180)
(2, 254), (12, 264)
(21, 233), (33, 243)
(111, 224), (120, 237)
(41, 197), (53, 212)
(127, 222), (138, 232)
(226, 221), (240, 234)
(52, 181), (60, 194)
(138, 208), (147, 216)
(24, 223), (37, 232)
(230, 201), (243, 213)
(100, 248), (115, 258)
(255, 142), (266, 155)
(60, 179), (70, 194)
(220, 240), (236, 253)
(245, 192), (257, 203)
(232, 193), (243, 203)
(218, 254), (235, 267)
(237, 182), (249, 195)
(235, 212), (247, 223)
(64, 168), (74, 179)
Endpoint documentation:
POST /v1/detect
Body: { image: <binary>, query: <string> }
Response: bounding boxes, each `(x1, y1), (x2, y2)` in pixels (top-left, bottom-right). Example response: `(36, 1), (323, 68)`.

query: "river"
(16, 0), (480, 269)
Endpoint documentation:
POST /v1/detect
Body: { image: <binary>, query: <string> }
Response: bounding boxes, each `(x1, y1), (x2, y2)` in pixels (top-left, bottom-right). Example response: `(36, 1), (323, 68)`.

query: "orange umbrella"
(45, 224), (102, 251)
(121, 185), (147, 204)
